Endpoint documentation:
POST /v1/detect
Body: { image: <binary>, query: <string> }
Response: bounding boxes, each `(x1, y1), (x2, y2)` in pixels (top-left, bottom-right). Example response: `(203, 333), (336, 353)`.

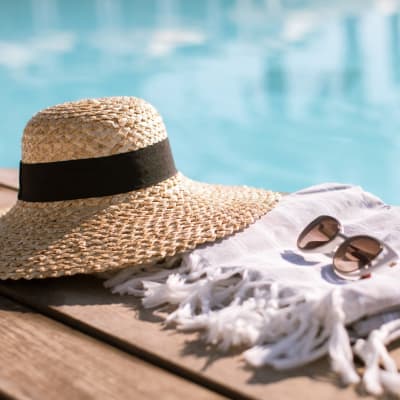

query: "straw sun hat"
(0, 97), (281, 280)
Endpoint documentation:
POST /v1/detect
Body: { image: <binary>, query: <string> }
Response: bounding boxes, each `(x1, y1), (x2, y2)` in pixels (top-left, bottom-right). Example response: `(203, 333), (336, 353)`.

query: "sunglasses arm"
(368, 242), (398, 271)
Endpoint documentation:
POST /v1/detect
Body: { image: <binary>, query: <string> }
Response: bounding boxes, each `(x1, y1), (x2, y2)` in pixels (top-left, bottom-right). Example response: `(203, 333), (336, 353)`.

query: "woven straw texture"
(0, 97), (281, 280)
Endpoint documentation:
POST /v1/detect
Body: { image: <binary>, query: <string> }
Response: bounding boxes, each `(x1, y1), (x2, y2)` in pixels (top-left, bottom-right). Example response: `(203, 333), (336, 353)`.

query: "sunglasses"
(297, 215), (397, 280)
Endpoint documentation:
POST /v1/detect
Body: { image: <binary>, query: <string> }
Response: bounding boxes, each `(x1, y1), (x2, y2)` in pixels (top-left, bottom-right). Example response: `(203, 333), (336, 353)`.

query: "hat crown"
(22, 97), (168, 163)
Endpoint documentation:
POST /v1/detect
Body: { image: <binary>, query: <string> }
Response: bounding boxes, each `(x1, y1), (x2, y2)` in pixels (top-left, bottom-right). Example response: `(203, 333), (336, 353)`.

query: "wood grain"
(0, 276), (377, 400)
(0, 187), (16, 211)
(0, 168), (376, 400)
(0, 168), (18, 190)
(0, 295), (224, 400)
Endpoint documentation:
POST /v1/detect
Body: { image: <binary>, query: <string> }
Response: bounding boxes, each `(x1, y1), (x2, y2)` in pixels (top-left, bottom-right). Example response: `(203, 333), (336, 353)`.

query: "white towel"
(105, 183), (400, 397)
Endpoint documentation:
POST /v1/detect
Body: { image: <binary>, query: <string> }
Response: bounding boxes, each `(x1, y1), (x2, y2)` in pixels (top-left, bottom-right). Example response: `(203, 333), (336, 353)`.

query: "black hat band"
(18, 138), (177, 202)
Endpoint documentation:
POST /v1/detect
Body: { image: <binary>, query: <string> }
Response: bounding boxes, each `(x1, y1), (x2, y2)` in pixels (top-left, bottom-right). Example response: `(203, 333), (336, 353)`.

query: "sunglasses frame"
(297, 215), (398, 280)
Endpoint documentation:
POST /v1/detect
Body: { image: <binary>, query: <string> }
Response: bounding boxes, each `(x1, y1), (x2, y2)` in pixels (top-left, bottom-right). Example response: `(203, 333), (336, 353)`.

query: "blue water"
(1, 0), (400, 203)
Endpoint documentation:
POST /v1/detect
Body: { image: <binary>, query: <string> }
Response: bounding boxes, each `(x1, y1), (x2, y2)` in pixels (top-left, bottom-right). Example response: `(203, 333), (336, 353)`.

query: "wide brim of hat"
(0, 173), (281, 280)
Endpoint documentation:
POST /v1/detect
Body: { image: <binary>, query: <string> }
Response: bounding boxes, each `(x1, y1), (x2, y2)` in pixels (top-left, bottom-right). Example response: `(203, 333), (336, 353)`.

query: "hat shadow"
(0, 274), (163, 322)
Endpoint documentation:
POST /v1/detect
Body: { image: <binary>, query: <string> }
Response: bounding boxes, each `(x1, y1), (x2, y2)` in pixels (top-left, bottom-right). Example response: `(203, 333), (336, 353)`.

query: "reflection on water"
(1, 0), (400, 202)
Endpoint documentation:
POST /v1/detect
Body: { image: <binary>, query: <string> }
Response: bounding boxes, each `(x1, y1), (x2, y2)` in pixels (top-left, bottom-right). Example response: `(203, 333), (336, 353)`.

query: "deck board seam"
(0, 183), (18, 192)
(0, 285), (255, 400)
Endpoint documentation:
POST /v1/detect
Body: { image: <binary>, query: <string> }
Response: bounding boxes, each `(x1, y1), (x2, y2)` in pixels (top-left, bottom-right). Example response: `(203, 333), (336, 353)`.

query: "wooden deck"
(0, 169), (384, 400)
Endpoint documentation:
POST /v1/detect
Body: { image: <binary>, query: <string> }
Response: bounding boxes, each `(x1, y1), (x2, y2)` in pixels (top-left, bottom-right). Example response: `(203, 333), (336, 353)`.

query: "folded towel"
(105, 183), (400, 396)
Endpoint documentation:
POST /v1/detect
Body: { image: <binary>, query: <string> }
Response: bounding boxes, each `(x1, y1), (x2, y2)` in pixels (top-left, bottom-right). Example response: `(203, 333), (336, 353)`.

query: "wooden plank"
(0, 277), (376, 400)
(0, 168), (18, 214)
(0, 168), (375, 399)
(0, 168), (18, 190)
(0, 187), (17, 211)
(0, 294), (224, 400)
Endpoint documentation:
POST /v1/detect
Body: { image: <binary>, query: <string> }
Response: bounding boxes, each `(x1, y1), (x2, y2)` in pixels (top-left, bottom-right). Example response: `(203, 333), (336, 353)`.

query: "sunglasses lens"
(333, 237), (382, 273)
(297, 216), (340, 250)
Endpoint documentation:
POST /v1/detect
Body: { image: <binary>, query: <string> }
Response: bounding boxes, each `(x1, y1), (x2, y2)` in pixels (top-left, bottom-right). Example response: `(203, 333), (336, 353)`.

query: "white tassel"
(354, 318), (400, 396)
(104, 255), (186, 297)
(328, 289), (360, 385)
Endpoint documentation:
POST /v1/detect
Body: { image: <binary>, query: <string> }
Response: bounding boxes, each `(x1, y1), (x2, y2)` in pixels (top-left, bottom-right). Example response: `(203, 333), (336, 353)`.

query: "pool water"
(1, 0), (400, 203)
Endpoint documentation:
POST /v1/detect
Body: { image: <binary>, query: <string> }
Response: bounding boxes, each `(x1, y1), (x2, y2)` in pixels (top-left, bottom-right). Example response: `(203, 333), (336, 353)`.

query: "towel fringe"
(106, 253), (400, 397)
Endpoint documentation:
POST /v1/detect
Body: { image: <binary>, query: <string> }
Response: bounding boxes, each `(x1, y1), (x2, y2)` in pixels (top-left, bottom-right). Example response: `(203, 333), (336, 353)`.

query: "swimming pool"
(1, 0), (399, 203)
